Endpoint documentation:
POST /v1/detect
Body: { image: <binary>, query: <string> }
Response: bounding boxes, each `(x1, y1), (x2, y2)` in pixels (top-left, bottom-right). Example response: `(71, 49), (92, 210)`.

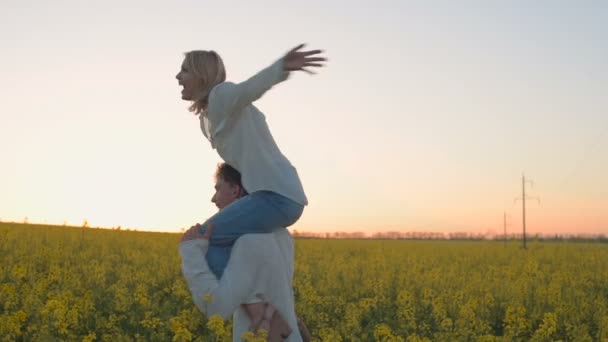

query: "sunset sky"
(1, 1), (606, 235)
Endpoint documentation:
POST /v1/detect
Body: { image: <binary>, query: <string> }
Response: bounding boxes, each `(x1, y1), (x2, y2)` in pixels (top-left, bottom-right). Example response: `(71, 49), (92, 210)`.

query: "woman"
(177, 44), (325, 339)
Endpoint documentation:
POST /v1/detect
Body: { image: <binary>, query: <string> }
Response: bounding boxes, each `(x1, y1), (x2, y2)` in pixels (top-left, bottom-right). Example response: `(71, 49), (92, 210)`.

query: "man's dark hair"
(215, 163), (246, 193)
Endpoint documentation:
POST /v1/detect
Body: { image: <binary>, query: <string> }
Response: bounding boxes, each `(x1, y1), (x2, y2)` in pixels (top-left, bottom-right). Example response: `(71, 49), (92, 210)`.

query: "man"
(180, 163), (310, 341)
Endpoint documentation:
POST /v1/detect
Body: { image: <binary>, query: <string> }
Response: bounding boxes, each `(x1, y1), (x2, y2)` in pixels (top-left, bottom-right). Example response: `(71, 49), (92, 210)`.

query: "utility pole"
(522, 175), (527, 248)
(503, 211), (507, 247)
(515, 174), (540, 249)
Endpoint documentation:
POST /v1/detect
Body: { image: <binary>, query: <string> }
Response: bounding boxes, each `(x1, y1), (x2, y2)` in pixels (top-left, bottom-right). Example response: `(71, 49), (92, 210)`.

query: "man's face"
(211, 178), (241, 210)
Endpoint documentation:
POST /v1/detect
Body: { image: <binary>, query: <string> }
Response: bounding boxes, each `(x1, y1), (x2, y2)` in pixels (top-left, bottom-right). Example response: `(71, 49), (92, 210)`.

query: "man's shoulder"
(272, 228), (293, 244)
(235, 230), (292, 245)
(230, 233), (285, 266)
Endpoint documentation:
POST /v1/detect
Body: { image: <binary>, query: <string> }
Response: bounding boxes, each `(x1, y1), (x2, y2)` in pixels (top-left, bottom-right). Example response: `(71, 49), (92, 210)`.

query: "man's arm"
(179, 239), (252, 319)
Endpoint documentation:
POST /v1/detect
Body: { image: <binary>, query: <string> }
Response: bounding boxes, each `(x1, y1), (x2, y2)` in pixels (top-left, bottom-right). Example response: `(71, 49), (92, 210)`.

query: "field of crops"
(1, 222), (607, 341)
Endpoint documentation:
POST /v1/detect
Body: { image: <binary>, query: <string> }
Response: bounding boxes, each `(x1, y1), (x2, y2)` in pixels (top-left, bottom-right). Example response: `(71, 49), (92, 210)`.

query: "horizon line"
(1, 220), (606, 239)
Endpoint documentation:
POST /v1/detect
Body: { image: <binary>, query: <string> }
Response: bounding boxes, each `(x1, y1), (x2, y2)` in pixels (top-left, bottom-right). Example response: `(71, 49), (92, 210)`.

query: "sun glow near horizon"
(1, 1), (606, 235)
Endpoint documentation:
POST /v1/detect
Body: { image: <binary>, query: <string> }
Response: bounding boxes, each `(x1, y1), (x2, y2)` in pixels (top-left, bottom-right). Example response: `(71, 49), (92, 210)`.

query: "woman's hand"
(181, 223), (214, 242)
(283, 44), (327, 74)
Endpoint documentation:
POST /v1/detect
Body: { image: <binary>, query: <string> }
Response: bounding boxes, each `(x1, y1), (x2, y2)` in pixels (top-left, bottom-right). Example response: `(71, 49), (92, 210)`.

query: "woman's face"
(175, 59), (201, 101)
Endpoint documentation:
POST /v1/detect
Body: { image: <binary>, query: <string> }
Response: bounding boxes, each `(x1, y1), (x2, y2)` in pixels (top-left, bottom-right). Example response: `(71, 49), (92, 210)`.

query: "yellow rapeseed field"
(1, 222), (607, 341)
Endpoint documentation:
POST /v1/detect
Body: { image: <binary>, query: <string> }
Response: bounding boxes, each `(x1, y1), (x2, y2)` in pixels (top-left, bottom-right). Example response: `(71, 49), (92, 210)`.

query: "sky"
(1, 1), (606, 235)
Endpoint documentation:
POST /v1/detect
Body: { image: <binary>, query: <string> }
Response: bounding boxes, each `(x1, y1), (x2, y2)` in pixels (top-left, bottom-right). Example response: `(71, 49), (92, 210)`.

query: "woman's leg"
(205, 245), (232, 278)
(199, 191), (303, 246)
(201, 191), (304, 277)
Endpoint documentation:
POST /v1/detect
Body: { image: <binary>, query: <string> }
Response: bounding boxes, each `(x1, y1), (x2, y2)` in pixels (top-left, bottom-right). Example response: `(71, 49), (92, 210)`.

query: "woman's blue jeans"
(199, 191), (304, 278)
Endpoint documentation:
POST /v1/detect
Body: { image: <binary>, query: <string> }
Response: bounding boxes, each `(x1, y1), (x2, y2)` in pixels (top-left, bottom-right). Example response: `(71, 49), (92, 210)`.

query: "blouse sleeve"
(205, 58), (289, 135)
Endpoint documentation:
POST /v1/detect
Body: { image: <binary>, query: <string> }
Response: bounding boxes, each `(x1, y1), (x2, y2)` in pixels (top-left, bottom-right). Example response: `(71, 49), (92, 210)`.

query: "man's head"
(212, 163), (247, 210)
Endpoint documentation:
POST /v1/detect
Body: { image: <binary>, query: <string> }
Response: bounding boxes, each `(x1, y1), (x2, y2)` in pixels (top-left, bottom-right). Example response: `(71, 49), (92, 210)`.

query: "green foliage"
(1, 223), (607, 341)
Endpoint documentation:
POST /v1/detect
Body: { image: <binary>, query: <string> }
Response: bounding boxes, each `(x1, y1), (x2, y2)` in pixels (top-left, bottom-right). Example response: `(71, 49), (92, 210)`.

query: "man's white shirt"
(179, 229), (301, 341)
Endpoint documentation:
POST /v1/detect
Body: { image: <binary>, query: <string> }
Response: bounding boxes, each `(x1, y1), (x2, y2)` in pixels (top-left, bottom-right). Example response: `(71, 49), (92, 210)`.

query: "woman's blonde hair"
(184, 50), (226, 115)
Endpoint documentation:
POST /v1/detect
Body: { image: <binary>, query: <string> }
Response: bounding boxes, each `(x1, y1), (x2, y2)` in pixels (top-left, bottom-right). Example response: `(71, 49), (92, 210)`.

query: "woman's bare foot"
(246, 303), (292, 341)
(243, 302), (265, 330)
(297, 317), (311, 342)
(264, 304), (292, 341)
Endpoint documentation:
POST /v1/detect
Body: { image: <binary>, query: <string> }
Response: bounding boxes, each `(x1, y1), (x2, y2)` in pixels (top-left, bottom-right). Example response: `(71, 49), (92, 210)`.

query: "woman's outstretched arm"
(207, 44), (327, 122)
